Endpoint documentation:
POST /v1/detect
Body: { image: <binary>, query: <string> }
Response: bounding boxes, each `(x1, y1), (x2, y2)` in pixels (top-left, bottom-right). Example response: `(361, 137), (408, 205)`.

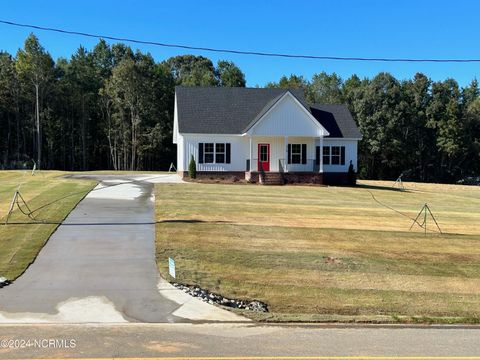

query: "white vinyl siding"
(183, 134), (246, 172)
(317, 139), (358, 172)
(248, 93), (328, 137)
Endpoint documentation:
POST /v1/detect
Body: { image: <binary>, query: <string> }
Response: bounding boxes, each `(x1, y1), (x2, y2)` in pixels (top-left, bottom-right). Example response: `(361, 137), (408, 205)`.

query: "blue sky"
(1, 0), (479, 87)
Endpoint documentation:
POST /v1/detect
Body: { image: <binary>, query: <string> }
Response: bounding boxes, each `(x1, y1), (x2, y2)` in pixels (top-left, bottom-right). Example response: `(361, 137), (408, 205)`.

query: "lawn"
(0, 171), (96, 280)
(155, 180), (480, 323)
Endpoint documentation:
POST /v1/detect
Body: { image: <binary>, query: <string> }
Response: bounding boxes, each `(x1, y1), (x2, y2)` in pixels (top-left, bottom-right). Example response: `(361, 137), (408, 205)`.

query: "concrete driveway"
(0, 174), (243, 323)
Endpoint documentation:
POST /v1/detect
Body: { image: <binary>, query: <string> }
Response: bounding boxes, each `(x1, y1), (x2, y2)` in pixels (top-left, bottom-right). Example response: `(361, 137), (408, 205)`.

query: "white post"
(249, 136), (253, 171)
(284, 136), (288, 172)
(319, 136), (324, 173)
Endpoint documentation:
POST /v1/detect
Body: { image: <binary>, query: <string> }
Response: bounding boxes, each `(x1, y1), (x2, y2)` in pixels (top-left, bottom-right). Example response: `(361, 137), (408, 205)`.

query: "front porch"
(243, 135), (325, 185)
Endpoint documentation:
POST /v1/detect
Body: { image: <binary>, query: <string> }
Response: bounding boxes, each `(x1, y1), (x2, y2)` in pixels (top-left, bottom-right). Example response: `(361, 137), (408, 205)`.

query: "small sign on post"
(168, 257), (176, 278)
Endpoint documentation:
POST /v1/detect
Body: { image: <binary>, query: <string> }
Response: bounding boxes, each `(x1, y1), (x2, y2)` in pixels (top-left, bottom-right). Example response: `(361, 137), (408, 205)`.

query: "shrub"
(347, 161), (356, 186)
(188, 155), (197, 179)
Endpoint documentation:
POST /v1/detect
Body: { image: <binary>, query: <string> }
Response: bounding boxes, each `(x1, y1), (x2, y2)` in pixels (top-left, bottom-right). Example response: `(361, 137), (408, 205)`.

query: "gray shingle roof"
(176, 86), (361, 138)
(309, 104), (362, 139)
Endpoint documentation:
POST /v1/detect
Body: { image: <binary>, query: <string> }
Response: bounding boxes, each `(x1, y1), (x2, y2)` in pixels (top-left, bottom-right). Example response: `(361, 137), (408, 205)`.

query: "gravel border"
(172, 283), (268, 312)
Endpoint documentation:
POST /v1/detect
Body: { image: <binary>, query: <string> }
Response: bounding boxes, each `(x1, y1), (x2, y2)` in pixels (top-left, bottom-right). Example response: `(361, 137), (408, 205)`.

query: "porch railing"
(247, 158), (320, 172)
(246, 158), (259, 172)
(280, 159), (320, 173)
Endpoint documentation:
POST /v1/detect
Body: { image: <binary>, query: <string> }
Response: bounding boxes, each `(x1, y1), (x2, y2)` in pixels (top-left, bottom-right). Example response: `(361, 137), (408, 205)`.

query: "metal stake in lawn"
(409, 203), (442, 235)
(4, 190), (36, 225)
(392, 173), (405, 191)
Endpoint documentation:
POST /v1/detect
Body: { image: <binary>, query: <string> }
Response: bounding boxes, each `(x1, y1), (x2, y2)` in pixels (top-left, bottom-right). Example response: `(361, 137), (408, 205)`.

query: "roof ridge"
(175, 86), (303, 91)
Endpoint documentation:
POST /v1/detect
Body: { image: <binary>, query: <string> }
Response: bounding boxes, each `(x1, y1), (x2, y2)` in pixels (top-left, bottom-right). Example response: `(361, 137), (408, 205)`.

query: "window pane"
(332, 146), (340, 155)
(216, 143), (225, 153)
(204, 143), (214, 152)
(292, 144), (301, 153)
(205, 154), (214, 163)
(323, 146), (330, 156)
(292, 154), (301, 164)
(259, 145), (268, 161)
(204, 143), (214, 163)
(216, 153), (225, 163)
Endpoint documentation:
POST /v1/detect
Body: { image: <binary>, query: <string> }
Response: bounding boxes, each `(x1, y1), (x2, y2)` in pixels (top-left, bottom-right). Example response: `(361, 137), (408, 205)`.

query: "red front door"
(258, 144), (270, 172)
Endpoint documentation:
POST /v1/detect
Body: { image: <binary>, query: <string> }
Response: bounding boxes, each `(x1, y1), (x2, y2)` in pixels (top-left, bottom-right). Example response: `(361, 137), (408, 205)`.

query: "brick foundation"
(283, 172), (323, 184)
(180, 170), (348, 185)
(180, 171), (245, 182)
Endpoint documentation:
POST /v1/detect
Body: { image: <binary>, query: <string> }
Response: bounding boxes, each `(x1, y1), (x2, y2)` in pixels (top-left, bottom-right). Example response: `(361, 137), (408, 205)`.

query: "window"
(259, 145), (268, 162)
(291, 144), (301, 164)
(204, 143), (214, 163)
(321, 145), (345, 165)
(215, 143), (225, 163)
(288, 144), (307, 164)
(323, 146), (330, 165)
(198, 142), (231, 164)
(331, 146), (341, 165)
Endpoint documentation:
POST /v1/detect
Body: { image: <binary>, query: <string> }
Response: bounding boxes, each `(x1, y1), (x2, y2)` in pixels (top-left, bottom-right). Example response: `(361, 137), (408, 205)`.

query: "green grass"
(0, 171), (96, 280)
(155, 180), (480, 323)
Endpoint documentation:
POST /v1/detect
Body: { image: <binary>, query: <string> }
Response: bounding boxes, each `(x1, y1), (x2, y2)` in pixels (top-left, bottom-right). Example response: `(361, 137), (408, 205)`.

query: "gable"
(247, 92), (329, 137)
(176, 87), (303, 134)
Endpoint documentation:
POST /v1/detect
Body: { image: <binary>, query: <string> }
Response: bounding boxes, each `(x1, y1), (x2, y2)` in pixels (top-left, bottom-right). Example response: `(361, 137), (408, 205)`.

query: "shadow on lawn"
(3, 219), (231, 226)
(355, 183), (413, 193)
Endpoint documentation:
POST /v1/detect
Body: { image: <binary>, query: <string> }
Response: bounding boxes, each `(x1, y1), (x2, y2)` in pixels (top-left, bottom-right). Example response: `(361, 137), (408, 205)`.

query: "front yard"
(0, 171), (96, 280)
(155, 180), (480, 323)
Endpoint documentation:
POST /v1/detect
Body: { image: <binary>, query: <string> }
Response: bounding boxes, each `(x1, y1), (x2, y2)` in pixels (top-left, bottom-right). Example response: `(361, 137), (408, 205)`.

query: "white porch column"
(249, 136), (253, 171)
(284, 136), (288, 172)
(319, 136), (324, 173)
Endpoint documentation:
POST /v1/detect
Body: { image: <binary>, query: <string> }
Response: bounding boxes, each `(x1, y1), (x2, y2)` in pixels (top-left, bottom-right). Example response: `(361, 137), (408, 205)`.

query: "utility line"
(1, 19), (480, 63)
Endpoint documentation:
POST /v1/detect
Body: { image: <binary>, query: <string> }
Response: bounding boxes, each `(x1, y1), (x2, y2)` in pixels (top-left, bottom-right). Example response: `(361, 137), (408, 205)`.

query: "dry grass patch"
(155, 180), (480, 322)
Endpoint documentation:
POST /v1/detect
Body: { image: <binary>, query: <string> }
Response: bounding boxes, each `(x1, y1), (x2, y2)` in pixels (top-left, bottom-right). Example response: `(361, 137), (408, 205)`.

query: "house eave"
(325, 137), (363, 141)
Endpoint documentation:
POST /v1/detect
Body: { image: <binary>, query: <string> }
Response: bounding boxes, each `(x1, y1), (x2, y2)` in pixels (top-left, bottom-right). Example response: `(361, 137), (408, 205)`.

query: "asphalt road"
(1, 323), (480, 359)
(0, 175), (182, 323)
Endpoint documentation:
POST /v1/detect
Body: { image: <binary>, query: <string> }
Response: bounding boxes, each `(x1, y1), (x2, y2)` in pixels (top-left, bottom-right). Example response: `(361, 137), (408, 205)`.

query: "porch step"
(260, 172), (284, 185)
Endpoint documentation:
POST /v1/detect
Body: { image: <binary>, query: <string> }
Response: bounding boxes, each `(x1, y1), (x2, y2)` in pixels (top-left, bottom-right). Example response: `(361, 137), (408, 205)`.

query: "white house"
(173, 86), (362, 184)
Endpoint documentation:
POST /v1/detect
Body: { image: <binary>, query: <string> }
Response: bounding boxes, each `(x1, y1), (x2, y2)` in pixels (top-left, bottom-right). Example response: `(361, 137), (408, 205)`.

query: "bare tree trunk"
(70, 105), (75, 170)
(81, 95), (87, 170)
(130, 108), (136, 171)
(13, 83), (20, 163)
(35, 82), (41, 170)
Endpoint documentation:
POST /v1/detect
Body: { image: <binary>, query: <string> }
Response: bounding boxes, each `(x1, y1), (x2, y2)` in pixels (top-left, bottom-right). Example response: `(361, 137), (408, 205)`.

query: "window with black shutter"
(288, 144), (307, 164)
(323, 146), (330, 165)
(215, 143), (225, 163)
(204, 143), (214, 163)
(291, 144), (301, 164)
(199, 143), (204, 164)
(226, 143), (231, 164)
(331, 146), (341, 165)
(199, 142), (231, 164)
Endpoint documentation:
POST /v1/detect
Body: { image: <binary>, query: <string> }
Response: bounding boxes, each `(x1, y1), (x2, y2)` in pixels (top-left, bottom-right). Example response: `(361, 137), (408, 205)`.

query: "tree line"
(1, 34), (479, 183)
(267, 73), (480, 183)
(0, 34), (245, 171)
